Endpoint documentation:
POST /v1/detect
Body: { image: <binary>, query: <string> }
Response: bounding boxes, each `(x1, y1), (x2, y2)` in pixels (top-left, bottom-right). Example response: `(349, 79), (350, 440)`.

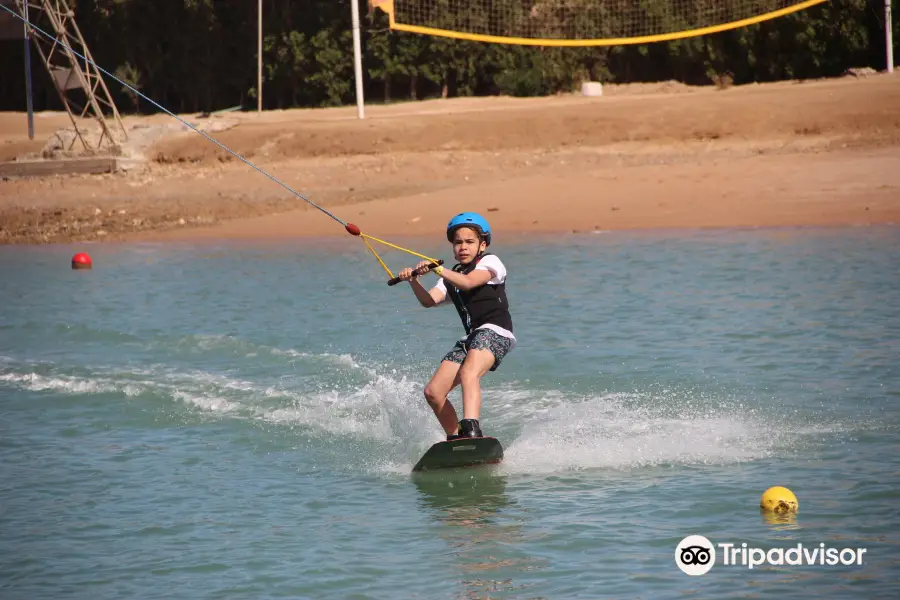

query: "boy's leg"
(423, 360), (463, 435)
(458, 349), (495, 420)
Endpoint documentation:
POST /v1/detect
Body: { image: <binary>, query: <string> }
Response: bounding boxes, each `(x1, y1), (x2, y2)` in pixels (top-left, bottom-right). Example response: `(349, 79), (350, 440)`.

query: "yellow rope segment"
(362, 237), (396, 278)
(360, 233), (440, 264)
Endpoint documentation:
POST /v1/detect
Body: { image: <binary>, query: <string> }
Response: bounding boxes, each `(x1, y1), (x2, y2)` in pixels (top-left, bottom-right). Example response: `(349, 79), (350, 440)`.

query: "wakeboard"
(412, 437), (504, 472)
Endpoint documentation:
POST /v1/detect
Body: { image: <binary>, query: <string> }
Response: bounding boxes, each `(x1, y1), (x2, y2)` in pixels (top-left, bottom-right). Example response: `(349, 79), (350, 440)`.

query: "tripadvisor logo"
(675, 535), (715, 576)
(675, 535), (868, 575)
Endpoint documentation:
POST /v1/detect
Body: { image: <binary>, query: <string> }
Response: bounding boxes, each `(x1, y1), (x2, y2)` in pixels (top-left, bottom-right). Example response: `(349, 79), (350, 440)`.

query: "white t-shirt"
(432, 254), (516, 346)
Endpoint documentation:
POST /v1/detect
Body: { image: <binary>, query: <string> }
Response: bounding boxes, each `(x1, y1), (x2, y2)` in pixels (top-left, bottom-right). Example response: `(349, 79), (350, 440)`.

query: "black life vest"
(445, 253), (513, 335)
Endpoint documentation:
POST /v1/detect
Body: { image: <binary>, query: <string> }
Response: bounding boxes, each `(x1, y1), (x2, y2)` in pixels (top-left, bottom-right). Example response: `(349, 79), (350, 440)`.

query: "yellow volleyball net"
(369, 0), (828, 47)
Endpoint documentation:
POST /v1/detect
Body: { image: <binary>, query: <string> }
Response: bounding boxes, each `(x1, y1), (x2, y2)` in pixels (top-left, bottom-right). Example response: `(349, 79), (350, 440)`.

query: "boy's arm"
(408, 277), (440, 307)
(396, 261), (447, 308)
(437, 266), (493, 292)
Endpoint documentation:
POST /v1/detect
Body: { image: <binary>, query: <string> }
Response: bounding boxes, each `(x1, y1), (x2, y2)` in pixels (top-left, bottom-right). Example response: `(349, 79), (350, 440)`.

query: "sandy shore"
(1, 75), (899, 244)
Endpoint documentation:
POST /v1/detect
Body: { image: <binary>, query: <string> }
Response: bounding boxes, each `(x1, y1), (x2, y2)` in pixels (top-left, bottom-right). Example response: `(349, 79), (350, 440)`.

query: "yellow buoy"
(760, 486), (798, 514)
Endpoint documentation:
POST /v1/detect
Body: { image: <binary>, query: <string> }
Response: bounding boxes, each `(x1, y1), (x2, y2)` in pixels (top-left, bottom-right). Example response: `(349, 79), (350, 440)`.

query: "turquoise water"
(2, 227), (899, 599)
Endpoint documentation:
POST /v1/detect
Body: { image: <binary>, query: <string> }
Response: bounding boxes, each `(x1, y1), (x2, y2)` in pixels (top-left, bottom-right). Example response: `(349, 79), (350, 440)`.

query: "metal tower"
(13, 0), (127, 152)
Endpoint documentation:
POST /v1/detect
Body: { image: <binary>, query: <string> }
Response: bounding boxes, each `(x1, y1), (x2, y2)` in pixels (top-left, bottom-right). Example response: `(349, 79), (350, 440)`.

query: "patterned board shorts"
(442, 328), (513, 372)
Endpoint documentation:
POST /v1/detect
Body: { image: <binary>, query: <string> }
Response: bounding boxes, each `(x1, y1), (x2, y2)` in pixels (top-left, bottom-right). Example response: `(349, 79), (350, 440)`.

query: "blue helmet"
(446, 212), (492, 246)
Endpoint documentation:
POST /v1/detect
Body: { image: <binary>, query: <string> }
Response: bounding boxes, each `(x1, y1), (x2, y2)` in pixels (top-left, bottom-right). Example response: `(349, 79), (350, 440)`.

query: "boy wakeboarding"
(397, 212), (516, 440)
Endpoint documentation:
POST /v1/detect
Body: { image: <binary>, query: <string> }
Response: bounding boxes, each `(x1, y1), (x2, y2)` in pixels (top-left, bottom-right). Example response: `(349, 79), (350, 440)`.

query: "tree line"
(0, 0), (896, 114)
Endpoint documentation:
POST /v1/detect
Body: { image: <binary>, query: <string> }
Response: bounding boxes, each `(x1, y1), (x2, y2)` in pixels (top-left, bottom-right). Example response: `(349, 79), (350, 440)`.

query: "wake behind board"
(412, 437), (504, 472)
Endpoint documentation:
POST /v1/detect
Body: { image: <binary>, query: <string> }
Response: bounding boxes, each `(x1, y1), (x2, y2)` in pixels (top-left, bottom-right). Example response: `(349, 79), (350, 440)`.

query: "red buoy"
(71, 252), (93, 270)
(345, 223), (361, 236)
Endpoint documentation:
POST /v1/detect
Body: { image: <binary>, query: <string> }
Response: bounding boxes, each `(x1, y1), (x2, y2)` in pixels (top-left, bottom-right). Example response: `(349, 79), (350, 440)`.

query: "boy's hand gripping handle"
(387, 260), (444, 286)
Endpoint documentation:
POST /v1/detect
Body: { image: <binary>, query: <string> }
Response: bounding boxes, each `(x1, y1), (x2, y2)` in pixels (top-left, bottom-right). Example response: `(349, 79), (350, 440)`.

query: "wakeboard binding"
(446, 418), (483, 441)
